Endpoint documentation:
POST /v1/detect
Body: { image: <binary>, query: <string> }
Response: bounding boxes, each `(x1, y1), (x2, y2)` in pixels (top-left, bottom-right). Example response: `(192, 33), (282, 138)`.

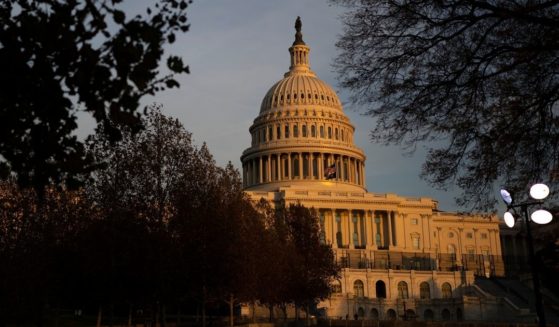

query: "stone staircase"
(474, 276), (559, 324)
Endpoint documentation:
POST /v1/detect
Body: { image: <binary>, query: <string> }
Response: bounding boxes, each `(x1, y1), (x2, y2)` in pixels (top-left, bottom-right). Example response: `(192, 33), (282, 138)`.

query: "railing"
(333, 250), (505, 277)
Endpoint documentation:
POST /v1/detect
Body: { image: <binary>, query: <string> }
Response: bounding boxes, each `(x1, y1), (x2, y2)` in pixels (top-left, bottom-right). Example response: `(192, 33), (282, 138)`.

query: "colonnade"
(317, 209), (398, 250)
(242, 152), (365, 187)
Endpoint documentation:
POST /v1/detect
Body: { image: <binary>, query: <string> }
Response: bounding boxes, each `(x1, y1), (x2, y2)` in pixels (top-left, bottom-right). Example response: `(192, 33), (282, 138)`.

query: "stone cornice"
(241, 142), (366, 160)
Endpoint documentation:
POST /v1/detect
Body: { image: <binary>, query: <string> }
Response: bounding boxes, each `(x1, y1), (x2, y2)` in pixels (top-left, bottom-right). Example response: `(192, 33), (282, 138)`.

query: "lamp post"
(500, 183), (553, 327)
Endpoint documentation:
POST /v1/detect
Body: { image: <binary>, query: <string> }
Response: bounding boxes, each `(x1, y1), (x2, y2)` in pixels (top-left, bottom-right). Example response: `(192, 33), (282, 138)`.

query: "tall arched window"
(311, 125), (316, 137)
(353, 280), (364, 298)
(331, 280), (342, 294)
(328, 126), (332, 139)
(397, 281), (409, 299)
(442, 283), (452, 298)
(293, 125), (299, 137)
(320, 126), (325, 138)
(375, 280), (386, 298)
(335, 128), (339, 140)
(302, 125), (307, 137)
(285, 125), (290, 138)
(420, 282), (431, 299)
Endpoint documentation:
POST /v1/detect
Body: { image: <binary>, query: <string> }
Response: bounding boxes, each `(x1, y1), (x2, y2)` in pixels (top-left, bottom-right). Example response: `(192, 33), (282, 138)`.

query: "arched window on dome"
(285, 125), (290, 138)
(268, 126), (273, 141)
(335, 128), (339, 140)
(276, 125), (281, 140)
(328, 127), (332, 139)
(311, 125), (316, 137)
(293, 125), (299, 138)
(341, 129), (344, 141)
(320, 126), (325, 138)
(302, 125), (307, 137)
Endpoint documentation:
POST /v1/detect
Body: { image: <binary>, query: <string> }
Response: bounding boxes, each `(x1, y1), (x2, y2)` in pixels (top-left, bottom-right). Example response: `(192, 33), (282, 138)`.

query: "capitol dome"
(241, 17), (366, 193)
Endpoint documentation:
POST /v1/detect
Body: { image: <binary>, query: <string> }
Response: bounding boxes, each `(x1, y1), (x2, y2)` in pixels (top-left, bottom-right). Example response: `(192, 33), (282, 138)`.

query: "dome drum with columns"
(241, 17), (366, 193)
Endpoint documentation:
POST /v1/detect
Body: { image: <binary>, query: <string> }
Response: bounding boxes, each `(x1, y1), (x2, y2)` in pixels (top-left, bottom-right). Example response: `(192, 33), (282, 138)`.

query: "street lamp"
(500, 183), (553, 327)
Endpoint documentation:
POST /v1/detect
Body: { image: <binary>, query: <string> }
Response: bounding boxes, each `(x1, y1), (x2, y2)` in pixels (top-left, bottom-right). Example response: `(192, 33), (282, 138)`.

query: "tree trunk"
(154, 303), (160, 327)
(229, 293), (235, 327)
(161, 304), (167, 327)
(96, 305), (102, 327)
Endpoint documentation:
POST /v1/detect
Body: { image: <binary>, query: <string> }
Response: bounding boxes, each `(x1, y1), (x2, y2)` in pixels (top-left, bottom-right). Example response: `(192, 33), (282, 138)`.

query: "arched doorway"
(386, 309), (396, 320)
(456, 308), (463, 320)
(357, 307), (365, 319)
(370, 308), (379, 320)
(424, 309), (434, 321)
(441, 308), (451, 320)
(375, 280), (386, 298)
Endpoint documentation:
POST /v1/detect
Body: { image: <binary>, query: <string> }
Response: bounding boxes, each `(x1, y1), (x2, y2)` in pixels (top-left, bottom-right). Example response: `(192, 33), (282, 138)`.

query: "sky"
(111, 0), (463, 212)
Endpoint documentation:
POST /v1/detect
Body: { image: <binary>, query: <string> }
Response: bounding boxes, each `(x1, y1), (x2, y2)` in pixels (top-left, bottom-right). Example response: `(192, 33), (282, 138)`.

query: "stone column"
(386, 212), (392, 248)
(287, 153), (292, 180)
(298, 152), (303, 179)
(267, 154), (272, 182)
(259, 156), (263, 184)
(277, 155), (281, 181)
(365, 210), (373, 249)
(390, 211), (397, 247)
(308, 153), (313, 179)
(349, 210), (355, 249)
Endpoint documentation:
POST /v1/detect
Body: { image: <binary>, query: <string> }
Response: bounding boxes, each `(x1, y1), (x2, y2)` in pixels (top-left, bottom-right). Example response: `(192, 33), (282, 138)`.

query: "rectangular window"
(411, 218), (418, 225)
(412, 236), (420, 249)
(277, 126), (281, 139)
(466, 232), (473, 239)
(481, 233), (488, 239)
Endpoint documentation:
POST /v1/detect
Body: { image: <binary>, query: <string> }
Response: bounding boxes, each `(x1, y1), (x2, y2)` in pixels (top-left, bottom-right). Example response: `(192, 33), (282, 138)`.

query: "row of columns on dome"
(243, 152), (365, 187)
(317, 209), (397, 250)
(251, 122), (353, 146)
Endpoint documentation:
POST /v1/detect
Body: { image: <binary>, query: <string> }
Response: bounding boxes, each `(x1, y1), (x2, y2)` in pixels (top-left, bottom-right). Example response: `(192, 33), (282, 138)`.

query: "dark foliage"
(333, 0), (559, 209)
(0, 0), (191, 192)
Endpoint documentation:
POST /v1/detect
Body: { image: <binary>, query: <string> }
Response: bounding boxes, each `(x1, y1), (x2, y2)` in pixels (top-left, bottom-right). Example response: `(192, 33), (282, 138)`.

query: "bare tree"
(333, 0), (559, 209)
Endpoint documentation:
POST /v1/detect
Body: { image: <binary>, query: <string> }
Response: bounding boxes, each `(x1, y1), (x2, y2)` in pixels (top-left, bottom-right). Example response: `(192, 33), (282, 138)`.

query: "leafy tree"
(86, 105), (198, 325)
(275, 204), (339, 324)
(333, 0), (559, 209)
(0, 181), (93, 325)
(0, 0), (191, 192)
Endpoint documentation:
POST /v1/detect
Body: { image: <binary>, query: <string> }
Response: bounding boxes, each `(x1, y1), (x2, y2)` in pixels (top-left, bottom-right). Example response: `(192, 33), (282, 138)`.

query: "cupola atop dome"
(259, 17), (343, 113)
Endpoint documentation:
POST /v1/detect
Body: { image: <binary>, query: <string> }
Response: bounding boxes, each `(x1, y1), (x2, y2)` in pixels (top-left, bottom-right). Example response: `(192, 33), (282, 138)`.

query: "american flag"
(325, 164), (336, 179)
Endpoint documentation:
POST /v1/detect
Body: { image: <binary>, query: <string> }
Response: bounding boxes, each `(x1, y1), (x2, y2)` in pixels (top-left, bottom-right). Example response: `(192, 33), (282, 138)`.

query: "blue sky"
(111, 0), (462, 211)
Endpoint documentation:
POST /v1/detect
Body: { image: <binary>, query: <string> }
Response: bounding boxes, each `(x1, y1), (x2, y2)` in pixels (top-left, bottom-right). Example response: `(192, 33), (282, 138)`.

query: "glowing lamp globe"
(531, 209), (552, 224)
(503, 212), (515, 228)
(500, 189), (513, 205)
(529, 183), (549, 200)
